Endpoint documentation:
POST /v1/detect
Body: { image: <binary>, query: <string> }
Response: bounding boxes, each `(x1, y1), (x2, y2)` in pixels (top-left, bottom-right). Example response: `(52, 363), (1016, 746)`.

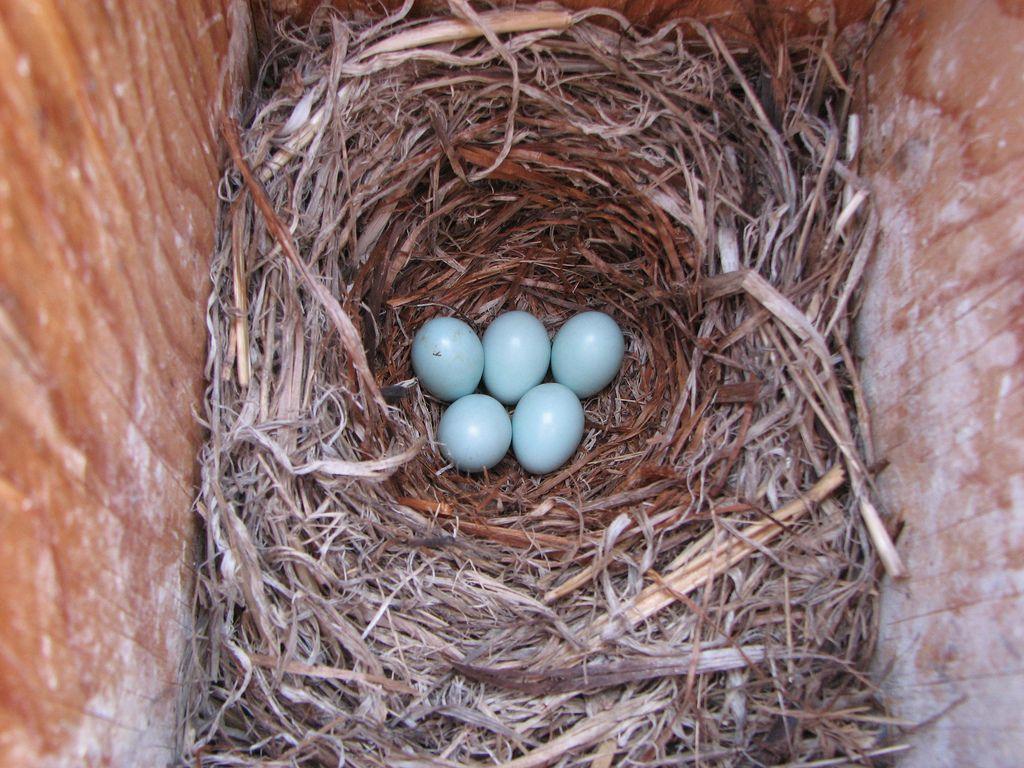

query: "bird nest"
(184, 4), (903, 765)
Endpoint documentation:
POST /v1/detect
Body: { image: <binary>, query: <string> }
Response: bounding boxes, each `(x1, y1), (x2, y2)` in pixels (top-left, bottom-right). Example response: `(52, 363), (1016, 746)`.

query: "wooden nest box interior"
(0, 1), (1021, 766)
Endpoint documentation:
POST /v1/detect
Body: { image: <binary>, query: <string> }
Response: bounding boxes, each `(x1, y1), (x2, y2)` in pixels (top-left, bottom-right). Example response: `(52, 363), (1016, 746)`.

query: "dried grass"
(181, 4), (903, 765)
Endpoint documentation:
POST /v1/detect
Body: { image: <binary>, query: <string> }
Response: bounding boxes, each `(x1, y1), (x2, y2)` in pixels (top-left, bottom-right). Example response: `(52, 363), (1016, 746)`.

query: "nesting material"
(184, 4), (905, 765)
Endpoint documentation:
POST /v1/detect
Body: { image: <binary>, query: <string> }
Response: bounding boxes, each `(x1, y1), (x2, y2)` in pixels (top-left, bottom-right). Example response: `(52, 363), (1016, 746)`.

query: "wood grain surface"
(0, 1), (253, 765)
(858, 1), (1024, 764)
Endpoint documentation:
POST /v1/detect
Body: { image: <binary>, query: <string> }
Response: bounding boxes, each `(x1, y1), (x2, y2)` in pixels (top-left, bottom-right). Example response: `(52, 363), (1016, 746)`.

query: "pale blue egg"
(412, 317), (484, 401)
(551, 311), (625, 398)
(482, 311), (551, 405)
(511, 383), (584, 474)
(438, 394), (512, 472)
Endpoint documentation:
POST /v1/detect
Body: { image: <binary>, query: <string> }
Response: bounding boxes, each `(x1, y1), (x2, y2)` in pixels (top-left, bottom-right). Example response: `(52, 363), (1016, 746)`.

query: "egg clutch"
(411, 311), (625, 474)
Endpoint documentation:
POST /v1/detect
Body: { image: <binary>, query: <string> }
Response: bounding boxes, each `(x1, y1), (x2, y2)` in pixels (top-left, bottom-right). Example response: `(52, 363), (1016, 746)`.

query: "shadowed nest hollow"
(185, 4), (901, 766)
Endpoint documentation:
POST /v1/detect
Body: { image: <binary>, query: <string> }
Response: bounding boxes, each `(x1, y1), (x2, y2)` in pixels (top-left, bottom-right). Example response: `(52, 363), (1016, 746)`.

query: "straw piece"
(480, 699), (663, 768)
(588, 739), (617, 768)
(398, 496), (578, 550)
(358, 10), (572, 59)
(222, 116), (387, 410)
(772, 743), (913, 768)
(452, 645), (768, 694)
(230, 203), (251, 387)
(249, 653), (416, 694)
(740, 271), (905, 577)
(595, 466), (845, 642)
(542, 499), (692, 603)
(740, 270), (832, 366)
(261, 10), (571, 182)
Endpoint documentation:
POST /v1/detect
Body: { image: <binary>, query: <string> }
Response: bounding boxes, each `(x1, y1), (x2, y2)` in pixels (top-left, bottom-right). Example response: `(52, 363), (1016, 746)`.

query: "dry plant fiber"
(182, 3), (906, 766)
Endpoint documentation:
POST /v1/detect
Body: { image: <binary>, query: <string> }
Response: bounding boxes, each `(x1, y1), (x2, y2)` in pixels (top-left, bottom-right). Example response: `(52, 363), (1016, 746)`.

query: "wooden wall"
(857, 1), (1024, 764)
(2, 0), (1021, 765)
(0, 1), (252, 765)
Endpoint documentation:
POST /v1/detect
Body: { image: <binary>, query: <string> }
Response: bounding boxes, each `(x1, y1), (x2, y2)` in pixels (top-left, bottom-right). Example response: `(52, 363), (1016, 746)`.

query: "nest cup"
(191, 5), (896, 765)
